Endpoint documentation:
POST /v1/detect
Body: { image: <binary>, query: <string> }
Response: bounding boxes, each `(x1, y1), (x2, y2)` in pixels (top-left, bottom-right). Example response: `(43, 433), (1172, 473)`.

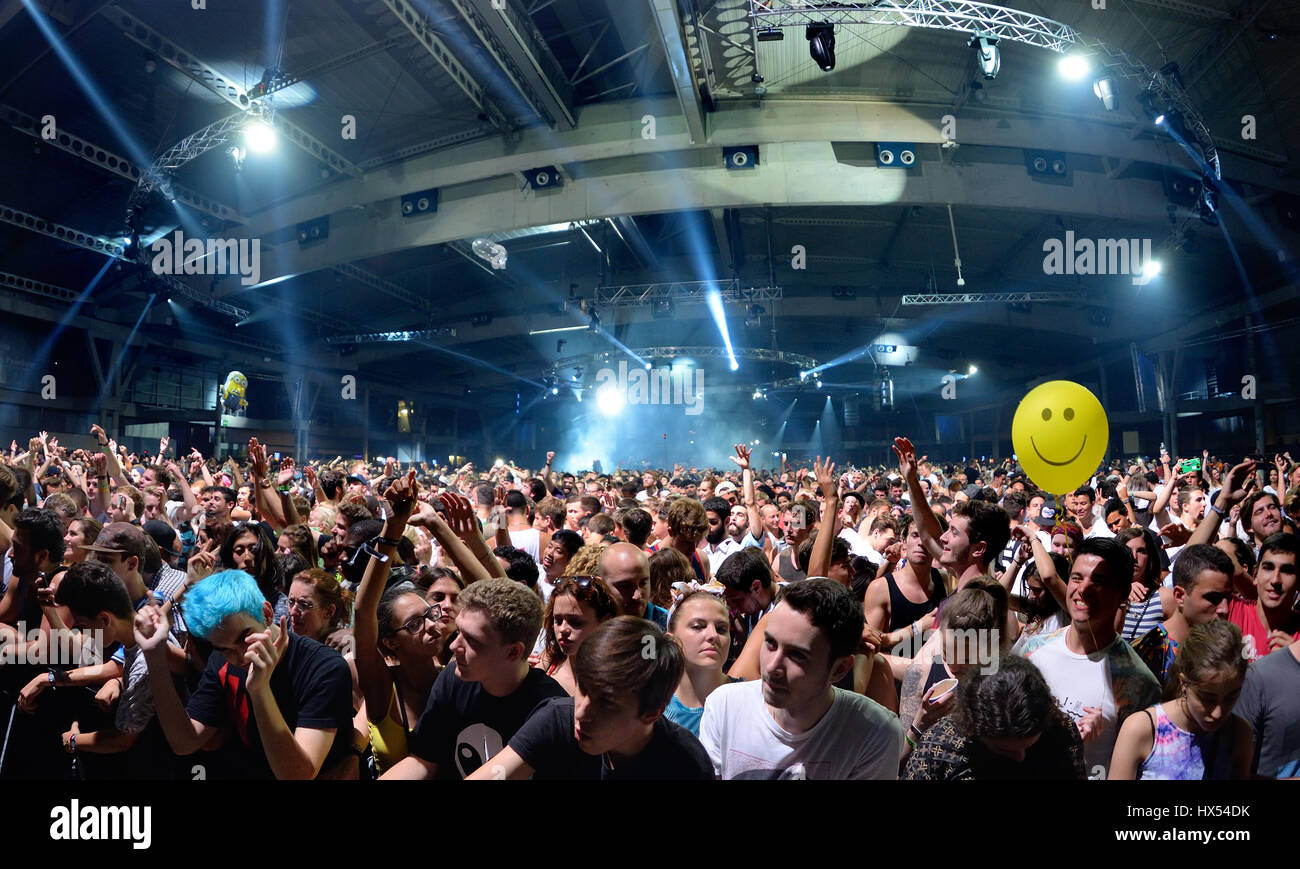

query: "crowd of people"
(0, 425), (1297, 780)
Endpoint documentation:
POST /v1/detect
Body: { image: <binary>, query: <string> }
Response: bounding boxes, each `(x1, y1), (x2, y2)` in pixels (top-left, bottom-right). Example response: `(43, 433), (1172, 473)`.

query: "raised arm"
(892, 437), (944, 562)
(409, 496), (494, 584)
(248, 438), (289, 530)
(730, 444), (762, 545)
(354, 472), (415, 733)
(135, 604), (218, 755)
(807, 456), (840, 580)
(441, 493), (507, 579)
(165, 459), (200, 524)
(1189, 459), (1256, 548)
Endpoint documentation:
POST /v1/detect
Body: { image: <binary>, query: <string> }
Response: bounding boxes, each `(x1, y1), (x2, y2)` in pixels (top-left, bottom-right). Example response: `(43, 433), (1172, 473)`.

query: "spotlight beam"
(705, 290), (739, 370)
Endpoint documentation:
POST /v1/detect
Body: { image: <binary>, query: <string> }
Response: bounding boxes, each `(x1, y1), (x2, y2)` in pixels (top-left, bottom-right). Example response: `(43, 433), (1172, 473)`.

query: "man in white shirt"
(699, 578), (901, 779)
(701, 497), (741, 565)
(1018, 537), (1161, 778)
(1070, 486), (1114, 539)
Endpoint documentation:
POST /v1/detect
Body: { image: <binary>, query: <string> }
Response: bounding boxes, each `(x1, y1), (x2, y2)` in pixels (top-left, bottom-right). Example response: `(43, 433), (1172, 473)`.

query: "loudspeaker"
(874, 142), (917, 167)
(400, 188), (439, 217)
(724, 146), (759, 170)
(1162, 170), (1200, 207)
(297, 216), (329, 246)
(525, 166), (562, 189)
(1025, 150), (1069, 179)
(831, 285), (856, 300)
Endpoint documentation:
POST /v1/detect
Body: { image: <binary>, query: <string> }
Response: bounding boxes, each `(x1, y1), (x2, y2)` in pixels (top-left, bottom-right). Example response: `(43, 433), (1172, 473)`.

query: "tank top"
(1138, 703), (1235, 780)
(1122, 587), (1164, 643)
(884, 569), (947, 633)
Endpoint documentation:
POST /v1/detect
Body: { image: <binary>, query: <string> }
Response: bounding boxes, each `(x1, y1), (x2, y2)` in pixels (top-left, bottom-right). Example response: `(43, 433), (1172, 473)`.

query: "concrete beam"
(236, 98), (1300, 244)
(242, 142), (1184, 286)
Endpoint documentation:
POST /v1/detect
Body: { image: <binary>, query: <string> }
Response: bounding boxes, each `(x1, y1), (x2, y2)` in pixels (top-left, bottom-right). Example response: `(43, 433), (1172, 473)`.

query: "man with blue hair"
(135, 569), (353, 779)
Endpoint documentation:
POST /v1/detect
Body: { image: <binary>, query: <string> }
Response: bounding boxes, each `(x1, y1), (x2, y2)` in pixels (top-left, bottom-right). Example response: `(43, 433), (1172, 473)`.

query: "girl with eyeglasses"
(354, 473), (445, 776)
(535, 576), (621, 696)
(418, 566), (465, 666)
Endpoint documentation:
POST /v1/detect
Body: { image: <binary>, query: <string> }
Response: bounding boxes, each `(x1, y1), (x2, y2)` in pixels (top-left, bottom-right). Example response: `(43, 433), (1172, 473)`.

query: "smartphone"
(274, 452), (281, 461)
(1179, 458), (1201, 473)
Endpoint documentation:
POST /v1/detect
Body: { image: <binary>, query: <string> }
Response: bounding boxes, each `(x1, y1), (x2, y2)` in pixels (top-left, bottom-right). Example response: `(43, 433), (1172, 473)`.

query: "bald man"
(599, 542), (668, 629)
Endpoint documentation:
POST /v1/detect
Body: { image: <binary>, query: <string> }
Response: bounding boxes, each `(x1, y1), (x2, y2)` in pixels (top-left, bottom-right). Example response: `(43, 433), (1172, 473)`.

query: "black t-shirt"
(186, 631), (352, 779)
(509, 697), (714, 781)
(408, 661), (565, 779)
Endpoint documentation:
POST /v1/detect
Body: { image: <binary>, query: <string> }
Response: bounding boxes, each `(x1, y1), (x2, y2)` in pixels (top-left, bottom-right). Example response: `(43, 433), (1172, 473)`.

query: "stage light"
(244, 120), (277, 153)
(644, 362), (653, 370)
(596, 384), (625, 417)
(806, 24), (836, 72)
(968, 364), (978, 375)
(1154, 112), (1166, 126)
(1058, 54), (1090, 81)
(551, 386), (558, 395)
(815, 379), (823, 388)
(1092, 75), (1117, 110)
(1142, 260), (1162, 279)
(757, 27), (784, 42)
(800, 370), (809, 380)
(970, 35), (1000, 80)
(730, 360), (739, 371)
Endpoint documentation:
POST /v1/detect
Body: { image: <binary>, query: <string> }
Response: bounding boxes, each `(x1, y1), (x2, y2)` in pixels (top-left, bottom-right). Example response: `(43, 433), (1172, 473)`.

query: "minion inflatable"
(220, 371), (249, 415)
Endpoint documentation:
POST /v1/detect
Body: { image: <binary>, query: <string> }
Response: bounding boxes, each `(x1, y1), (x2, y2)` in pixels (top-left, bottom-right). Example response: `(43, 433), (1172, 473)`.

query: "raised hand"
(1115, 476), (1129, 501)
(91, 425), (110, 445)
(1220, 459), (1257, 505)
(383, 471), (419, 522)
(278, 457), (296, 486)
(303, 465), (318, 488)
(729, 443), (752, 471)
(1157, 523), (1193, 547)
(187, 538), (220, 584)
(244, 616), (289, 695)
(133, 603), (173, 653)
(882, 541), (904, 565)
(440, 492), (479, 540)
(248, 437), (269, 478)
(892, 436), (919, 480)
(158, 436), (170, 461)
(813, 456), (837, 500)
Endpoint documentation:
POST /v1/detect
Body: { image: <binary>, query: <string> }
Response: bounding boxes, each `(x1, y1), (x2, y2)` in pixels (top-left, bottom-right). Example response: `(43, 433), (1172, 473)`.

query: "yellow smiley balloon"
(1012, 380), (1109, 496)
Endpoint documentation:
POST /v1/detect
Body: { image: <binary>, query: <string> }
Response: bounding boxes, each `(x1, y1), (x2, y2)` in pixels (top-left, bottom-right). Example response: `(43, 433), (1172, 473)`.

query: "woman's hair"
(574, 616), (684, 717)
(276, 552), (310, 585)
(1021, 553), (1067, 619)
(648, 547), (692, 608)
(667, 590), (729, 633)
(563, 543), (607, 577)
(1052, 519), (1084, 551)
(1165, 619), (1247, 702)
(279, 523), (319, 568)
(72, 517), (103, 552)
(1218, 536), (1255, 574)
(414, 565), (465, 591)
(953, 654), (1059, 740)
(939, 576), (1009, 634)
(666, 498), (707, 538)
(293, 567), (354, 633)
(219, 522), (285, 603)
(182, 569), (266, 640)
(200, 519), (234, 550)
(374, 582), (428, 655)
(542, 576), (621, 665)
(1115, 526), (1162, 587)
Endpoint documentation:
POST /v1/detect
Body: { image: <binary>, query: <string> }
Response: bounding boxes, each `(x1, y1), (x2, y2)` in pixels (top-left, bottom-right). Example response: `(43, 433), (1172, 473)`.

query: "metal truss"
(901, 291), (1082, 305)
(747, 0), (1079, 50)
(104, 5), (362, 180)
(0, 270), (81, 305)
(745, 1), (1219, 179)
(378, 0), (514, 134)
(331, 262), (431, 312)
(133, 112), (249, 202)
(0, 201), (126, 258)
(593, 279), (783, 307)
(250, 35), (414, 98)
(1, 106), (242, 225)
(548, 345), (818, 375)
(324, 328), (458, 345)
(151, 272), (250, 320)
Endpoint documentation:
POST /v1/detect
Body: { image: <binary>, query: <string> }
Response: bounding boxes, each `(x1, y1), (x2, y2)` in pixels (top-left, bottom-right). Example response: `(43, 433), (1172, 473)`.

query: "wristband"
(68, 731), (76, 753)
(375, 535), (403, 548)
(909, 723), (924, 741)
(133, 595), (152, 612)
(1208, 502), (1226, 517)
(904, 732), (917, 749)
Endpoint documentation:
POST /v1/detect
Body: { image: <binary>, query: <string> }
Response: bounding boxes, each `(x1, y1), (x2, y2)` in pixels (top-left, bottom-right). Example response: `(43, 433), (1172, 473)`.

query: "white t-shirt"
(1017, 627), (1161, 779)
(699, 679), (901, 780)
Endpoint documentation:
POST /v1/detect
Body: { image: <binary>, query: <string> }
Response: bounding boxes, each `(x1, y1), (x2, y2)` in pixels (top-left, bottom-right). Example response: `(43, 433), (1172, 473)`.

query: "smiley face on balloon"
(1012, 380), (1109, 495)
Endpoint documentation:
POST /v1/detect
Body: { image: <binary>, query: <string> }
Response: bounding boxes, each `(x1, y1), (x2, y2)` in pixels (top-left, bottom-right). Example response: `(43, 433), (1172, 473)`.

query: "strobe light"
(806, 24), (836, 72)
(969, 35), (1000, 80)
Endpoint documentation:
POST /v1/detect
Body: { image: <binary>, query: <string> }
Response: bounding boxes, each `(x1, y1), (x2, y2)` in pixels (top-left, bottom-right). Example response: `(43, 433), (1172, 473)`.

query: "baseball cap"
(81, 522), (149, 562)
(142, 519), (181, 558)
(1032, 505), (1058, 528)
(715, 481), (738, 495)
